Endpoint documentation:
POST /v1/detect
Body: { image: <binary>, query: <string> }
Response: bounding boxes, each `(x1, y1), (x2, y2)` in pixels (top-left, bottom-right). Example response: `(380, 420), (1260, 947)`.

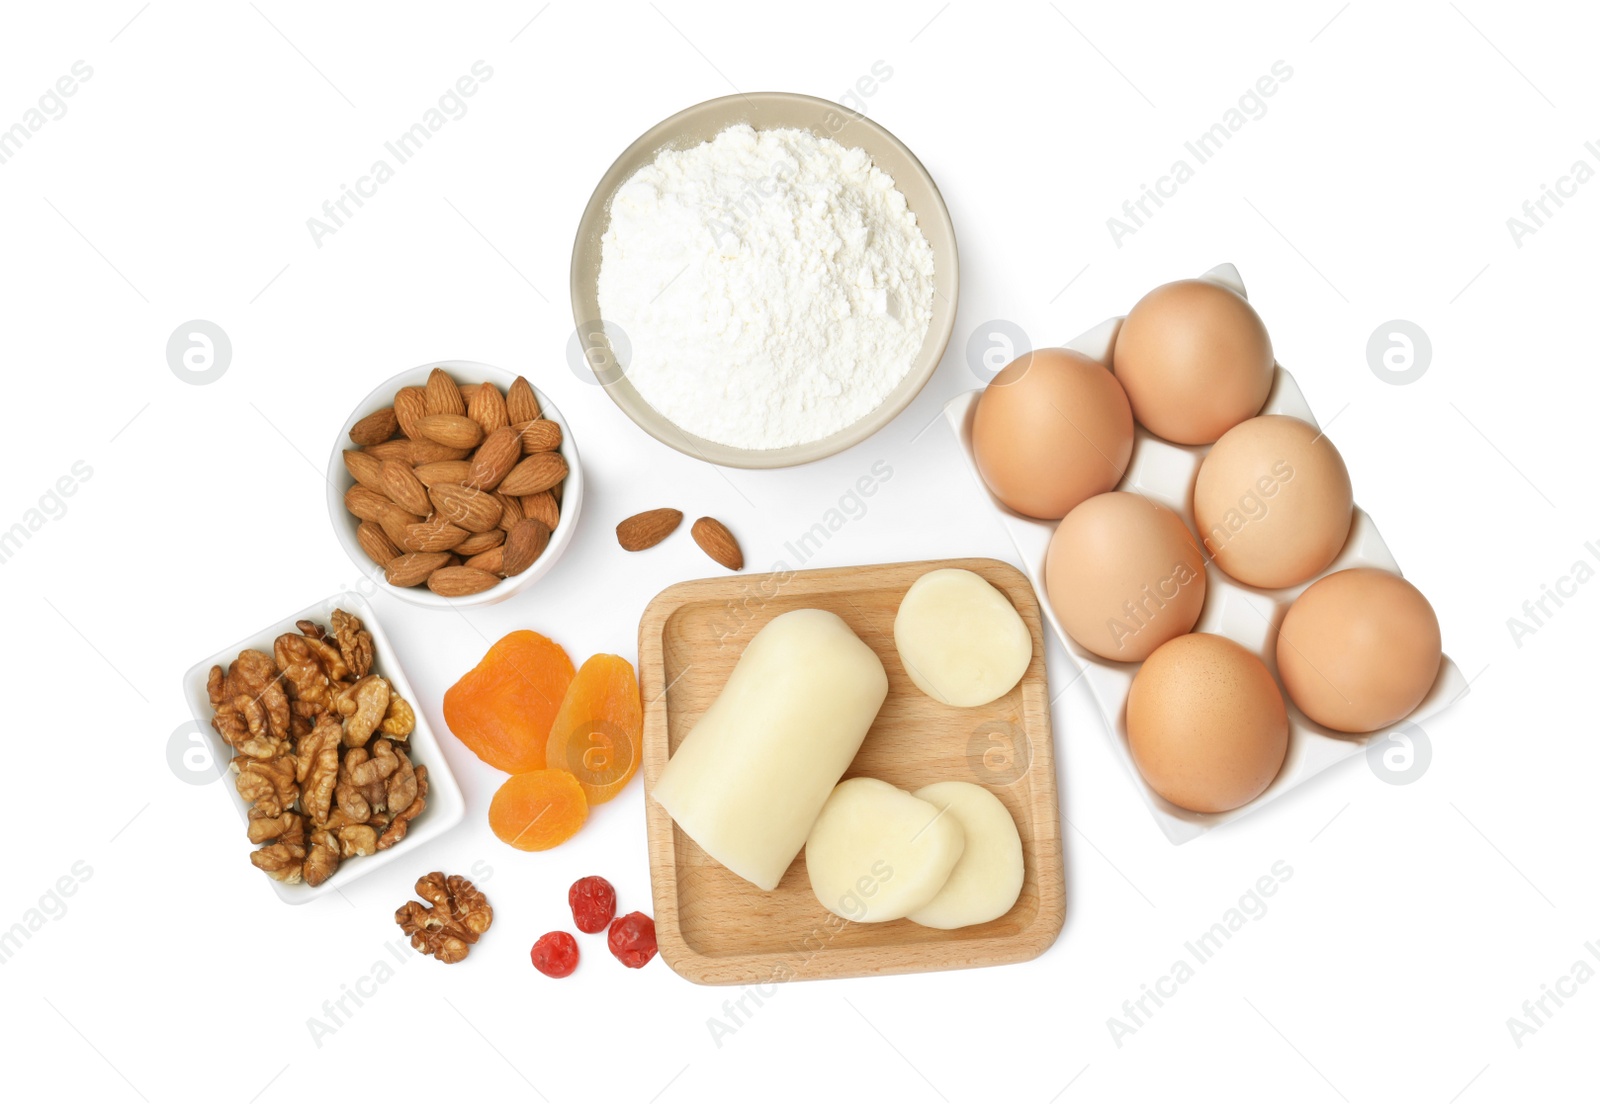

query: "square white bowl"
(180, 590), (465, 903)
(944, 263), (1468, 844)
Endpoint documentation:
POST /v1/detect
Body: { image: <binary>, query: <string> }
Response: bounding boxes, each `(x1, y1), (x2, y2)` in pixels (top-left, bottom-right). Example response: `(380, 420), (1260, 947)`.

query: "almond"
(412, 460), (473, 487)
(342, 449), (386, 493)
(385, 551), (451, 587)
(468, 381), (509, 435)
(464, 546), (505, 575)
(379, 504), (425, 551)
(406, 439), (471, 465)
(454, 529), (505, 557)
(364, 439), (412, 462)
(505, 375), (541, 424)
(349, 407), (398, 447)
(466, 426), (521, 490)
(393, 386), (428, 439)
(691, 516), (743, 570)
(501, 519), (551, 576)
(357, 520), (403, 564)
(519, 418), (563, 454)
(379, 459), (432, 516)
(427, 565), (500, 597)
(495, 491), (525, 530)
(424, 367), (466, 416)
(428, 483), (502, 533)
(404, 517), (470, 553)
(520, 491), (559, 531)
(616, 508), (682, 551)
(415, 413), (483, 450)
(344, 485), (396, 523)
(499, 452), (569, 496)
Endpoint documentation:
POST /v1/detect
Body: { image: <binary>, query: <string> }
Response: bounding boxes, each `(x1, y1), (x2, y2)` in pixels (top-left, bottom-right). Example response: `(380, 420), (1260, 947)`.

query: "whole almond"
(499, 452), (569, 496)
(345, 485), (396, 523)
(379, 504), (425, 551)
(501, 519), (551, 576)
(468, 382), (509, 436)
(358, 521), (403, 564)
(454, 529), (505, 557)
(427, 566), (500, 597)
(412, 460), (473, 487)
(424, 368), (466, 416)
(429, 483), (502, 533)
(343, 449), (386, 493)
(464, 546), (505, 575)
(520, 491), (559, 531)
(364, 439), (412, 462)
(349, 407), (398, 447)
(386, 551), (451, 587)
(406, 439), (471, 465)
(616, 508), (682, 551)
(415, 413), (484, 450)
(495, 491), (525, 530)
(691, 517), (743, 570)
(519, 419), (563, 454)
(379, 459), (432, 516)
(505, 375), (540, 424)
(404, 517), (470, 553)
(393, 386), (427, 439)
(466, 426), (520, 490)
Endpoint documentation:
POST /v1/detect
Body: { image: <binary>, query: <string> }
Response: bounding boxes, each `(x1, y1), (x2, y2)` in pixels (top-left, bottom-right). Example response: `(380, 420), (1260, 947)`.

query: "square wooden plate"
(638, 557), (1065, 985)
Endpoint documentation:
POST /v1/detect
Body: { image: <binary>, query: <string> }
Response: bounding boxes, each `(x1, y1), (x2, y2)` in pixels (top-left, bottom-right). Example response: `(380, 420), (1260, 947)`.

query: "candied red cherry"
(607, 911), (657, 969)
(568, 875), (617, 934)
(530, 931), (579, 978)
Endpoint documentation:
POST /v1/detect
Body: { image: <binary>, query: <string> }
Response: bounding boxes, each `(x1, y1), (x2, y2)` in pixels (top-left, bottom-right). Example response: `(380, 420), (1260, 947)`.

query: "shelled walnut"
(394, 871), (493, 964)
(207, 608), (428, 888)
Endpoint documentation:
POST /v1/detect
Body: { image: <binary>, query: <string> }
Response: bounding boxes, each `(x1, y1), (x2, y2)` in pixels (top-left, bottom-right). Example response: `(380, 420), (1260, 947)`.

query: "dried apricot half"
(544, 653), (642, 806)
(444, 630), (575, 773)
(488, 769), (587, 851)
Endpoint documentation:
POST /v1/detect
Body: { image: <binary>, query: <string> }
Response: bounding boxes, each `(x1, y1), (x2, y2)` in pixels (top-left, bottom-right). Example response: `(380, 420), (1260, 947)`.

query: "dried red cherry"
(530, 931), (579, 978)
(568, 875), (617, 934)
(607, 911), (657, 969)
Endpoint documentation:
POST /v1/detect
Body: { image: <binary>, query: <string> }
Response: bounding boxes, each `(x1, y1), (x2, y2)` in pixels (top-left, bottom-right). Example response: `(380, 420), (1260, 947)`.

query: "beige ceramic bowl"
(571, 92), (959, 469)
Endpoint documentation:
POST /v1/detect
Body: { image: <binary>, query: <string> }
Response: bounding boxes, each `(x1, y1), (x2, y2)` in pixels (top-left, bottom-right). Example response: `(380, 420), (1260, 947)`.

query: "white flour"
(597, 125), (936, 450)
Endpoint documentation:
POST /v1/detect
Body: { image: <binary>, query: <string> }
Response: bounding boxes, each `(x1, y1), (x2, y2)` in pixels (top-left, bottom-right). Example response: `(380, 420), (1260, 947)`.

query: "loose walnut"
(332, 609), (374, 679)
(297, 717), (342, 824)
(394, 871), (492, 964)
(335, 674), (391, 748)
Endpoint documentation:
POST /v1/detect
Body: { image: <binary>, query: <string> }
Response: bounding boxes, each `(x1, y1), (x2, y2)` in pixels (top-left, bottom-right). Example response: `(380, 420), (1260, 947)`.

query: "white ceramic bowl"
(571, 91), (959, 469)
(180, 591), (465, 904)
(327, 359), (583, 609)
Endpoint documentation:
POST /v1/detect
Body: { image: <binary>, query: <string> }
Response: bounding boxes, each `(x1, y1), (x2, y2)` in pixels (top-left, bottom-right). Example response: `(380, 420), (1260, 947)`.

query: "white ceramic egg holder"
(944, 263), (1467, 844)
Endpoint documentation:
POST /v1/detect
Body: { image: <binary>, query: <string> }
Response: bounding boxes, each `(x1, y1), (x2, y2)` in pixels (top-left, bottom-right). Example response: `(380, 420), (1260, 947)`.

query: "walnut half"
(395, 872), (492, 964)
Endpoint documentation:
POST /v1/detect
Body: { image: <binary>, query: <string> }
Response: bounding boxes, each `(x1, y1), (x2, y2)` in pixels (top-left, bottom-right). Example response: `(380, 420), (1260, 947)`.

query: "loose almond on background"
(617, 508), (683, 551)
(692, 517), (743, 570)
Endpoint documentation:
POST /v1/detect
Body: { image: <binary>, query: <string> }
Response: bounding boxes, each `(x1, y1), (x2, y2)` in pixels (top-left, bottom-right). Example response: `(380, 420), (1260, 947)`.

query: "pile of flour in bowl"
(597, 124), (936, 451)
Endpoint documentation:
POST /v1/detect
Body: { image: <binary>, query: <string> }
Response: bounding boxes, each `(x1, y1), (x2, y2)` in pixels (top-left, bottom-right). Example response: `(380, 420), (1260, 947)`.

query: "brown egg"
(1113, 279), (1274, 445)
(1277, 568), (1441, 733)
(1044, 491), (1207, 662)
(972, 348), (1134, 520)
(1193, 415), (1353, 589)
(1127, 633), (1288, 813)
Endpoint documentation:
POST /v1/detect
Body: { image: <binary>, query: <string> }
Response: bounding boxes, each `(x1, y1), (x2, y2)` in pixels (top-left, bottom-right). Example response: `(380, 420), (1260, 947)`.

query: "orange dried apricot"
(443, 630), (575, 773)
(488, 769), (587, 851)
(544, 654), (643, 806)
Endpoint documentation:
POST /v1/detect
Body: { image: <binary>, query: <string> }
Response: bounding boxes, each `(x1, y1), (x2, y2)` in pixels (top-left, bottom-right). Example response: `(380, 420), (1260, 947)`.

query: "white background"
(1, 2), (1594, 1104)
